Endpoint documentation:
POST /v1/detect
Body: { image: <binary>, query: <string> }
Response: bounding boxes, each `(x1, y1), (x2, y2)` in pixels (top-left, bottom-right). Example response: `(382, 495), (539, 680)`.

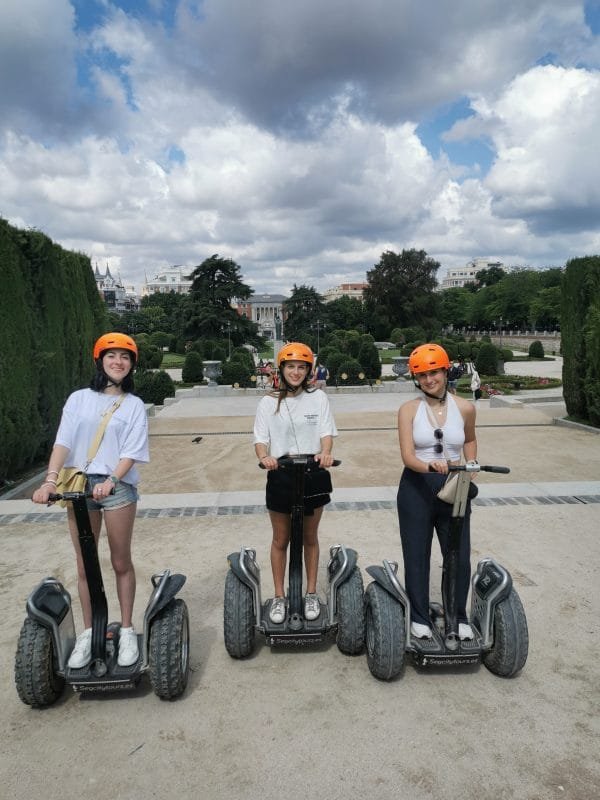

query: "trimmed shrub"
(182, 351), (205, 383)
(528, 340), (545, 358)
(135, 370), (175, 406)
(220, 360), (253, 387)
(475, 342), (499, 376)
(337, 357), (363, 384)
(357, 341), (382, 379)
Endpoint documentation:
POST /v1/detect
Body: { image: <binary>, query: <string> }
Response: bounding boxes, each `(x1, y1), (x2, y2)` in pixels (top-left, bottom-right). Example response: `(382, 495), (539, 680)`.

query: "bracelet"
(44, 478), (58, 485)
(41, 482), (56, 488)
(46, 470), (59, 478)
(109, 475), (119, 484)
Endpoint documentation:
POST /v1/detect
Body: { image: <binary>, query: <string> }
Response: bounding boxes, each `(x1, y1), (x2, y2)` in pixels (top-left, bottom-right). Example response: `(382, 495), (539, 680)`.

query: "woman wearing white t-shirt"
(254, 342), (337, 624)
(32, 333), (149, 670)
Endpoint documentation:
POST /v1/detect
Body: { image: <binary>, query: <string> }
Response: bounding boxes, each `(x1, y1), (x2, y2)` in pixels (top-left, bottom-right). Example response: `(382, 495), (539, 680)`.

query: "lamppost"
(311, 319), (326, 355)
(226, 321), (232, 361)
(499, 317), (503, 348)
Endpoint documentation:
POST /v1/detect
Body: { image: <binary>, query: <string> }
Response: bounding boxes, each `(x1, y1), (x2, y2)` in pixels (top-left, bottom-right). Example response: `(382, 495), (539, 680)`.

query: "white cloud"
(0, 1), (598, 293)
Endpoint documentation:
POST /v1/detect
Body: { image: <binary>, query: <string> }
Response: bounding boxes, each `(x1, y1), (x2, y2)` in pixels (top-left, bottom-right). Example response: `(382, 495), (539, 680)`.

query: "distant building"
(236, 293), (287, 340)
(322, 282), (368, 303)
(438, 258), (505, 290)
(94, 264), (139, 313)
(141, 266), (193, 296)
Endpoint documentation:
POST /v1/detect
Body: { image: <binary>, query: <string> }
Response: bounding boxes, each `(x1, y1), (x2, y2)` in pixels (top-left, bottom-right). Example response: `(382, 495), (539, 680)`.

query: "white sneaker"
(459, 623), (474, 640)
(68, 628), (92, 668)
(269, 597), (286, 624)
(411, 622), (433, 639)
(118, 626), (139, 666)
(304, 593), (321, 621)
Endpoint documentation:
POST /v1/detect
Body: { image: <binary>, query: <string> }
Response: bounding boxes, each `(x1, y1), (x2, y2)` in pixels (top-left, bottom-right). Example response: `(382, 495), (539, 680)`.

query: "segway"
(224, 455), (364, 656)
(364, 463), (529, 680)
(15, 490), (190, 707)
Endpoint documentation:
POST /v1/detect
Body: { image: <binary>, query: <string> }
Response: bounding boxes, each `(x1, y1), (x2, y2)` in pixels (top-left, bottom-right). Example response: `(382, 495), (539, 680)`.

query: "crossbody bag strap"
(84, 396), (124, 467)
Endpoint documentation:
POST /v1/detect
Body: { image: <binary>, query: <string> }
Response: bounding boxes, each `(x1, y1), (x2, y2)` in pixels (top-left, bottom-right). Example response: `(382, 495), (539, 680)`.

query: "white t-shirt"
(253, 389), (338, 459)
(55, 389), (149, 486)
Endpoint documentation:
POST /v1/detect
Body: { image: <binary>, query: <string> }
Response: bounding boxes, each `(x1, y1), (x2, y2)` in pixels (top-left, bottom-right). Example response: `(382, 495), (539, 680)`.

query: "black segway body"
(224, 455), (365, 656)
(364, 464), (529, 680)
(15, 492), (190, 706)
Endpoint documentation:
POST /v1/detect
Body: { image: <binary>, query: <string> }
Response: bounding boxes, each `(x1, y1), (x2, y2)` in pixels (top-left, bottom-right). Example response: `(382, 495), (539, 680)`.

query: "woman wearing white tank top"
(397, 343), (478, 641)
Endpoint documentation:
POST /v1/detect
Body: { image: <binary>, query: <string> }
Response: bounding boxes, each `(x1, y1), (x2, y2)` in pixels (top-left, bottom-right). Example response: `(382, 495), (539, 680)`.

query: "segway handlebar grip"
(258, 455), (341, 469)
(480, 465), (510, 474)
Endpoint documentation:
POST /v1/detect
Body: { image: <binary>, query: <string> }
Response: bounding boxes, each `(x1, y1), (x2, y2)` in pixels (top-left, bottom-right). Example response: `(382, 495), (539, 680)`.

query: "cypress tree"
(562, 257), (600, 421)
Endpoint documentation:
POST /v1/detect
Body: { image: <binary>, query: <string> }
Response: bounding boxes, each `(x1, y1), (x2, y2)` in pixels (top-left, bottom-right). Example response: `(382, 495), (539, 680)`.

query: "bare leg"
(104, 503), (137, 627)
(269, 510), (291, 597)
(303, 507), (323, 594)
(68, 507), (102, 629)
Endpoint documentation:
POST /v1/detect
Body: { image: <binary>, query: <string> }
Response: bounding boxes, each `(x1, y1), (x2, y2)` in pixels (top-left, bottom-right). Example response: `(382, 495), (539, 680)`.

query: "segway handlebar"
(259, 454), (341, 469)
(47, 488), (116, 502)
(448, 463), (510, 474)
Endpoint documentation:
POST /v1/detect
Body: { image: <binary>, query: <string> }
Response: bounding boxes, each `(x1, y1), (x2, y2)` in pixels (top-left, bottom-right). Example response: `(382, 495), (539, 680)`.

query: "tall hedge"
(562, 257), (600, 424)
(0, 219), (107, 481)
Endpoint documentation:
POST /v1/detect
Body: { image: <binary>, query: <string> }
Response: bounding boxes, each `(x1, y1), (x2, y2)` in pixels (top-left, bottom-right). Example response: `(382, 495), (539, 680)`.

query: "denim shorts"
(85, 474), (139, 511)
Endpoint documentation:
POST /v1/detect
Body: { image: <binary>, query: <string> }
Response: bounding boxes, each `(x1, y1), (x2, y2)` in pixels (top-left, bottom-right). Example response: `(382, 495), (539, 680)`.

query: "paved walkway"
(2, 353), (599, 800)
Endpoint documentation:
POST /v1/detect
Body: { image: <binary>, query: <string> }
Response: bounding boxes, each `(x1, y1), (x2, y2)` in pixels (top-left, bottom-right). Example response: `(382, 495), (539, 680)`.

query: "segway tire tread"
(364, 582), (405, 681)
(336, 566), (365, 655)
(15, 617), (65, 707)
(224, 569), (255, 659)
(483, 587), (529, 678)
(148, 598), (190, 699)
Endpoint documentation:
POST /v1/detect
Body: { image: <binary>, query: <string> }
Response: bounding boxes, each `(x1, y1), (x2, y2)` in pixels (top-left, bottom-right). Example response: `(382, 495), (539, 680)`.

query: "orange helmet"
(93, 332), (138, 362)
(408, 343), (450, 374)
(276, 342), (314, 369)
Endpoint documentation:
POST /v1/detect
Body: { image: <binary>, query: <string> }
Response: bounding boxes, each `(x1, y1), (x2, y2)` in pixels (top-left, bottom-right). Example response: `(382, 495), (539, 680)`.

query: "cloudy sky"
(1, 0), (599, 294)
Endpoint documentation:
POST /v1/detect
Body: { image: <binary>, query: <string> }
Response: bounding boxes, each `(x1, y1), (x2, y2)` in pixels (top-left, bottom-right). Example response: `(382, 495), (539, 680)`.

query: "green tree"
(282, 285), (327, 345)
(475, 265), (506, 287)
(562, 256), (600, 423)
(183, 255), (259, 345)
(529, 286), (561, 330)
(363, 249), (441, 333)
(440, 287), (473, 329)
(325, 296), (365, 332)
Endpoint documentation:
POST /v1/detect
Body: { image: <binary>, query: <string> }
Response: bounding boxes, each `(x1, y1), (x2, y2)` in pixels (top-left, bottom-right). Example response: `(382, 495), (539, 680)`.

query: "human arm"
(255, 442), (278, 470)
(397, 401), (449, 474)
(32, 444), (70, 504)
(91, 457), (136, 499)
(461, 400), (478, 466)
(314, 435), (334, 467)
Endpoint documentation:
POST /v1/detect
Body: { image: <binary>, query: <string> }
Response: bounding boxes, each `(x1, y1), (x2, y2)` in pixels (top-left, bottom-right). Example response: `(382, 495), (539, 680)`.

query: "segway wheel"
(483, 588), (529, 678)
(336, 566), (365, 655)
(364, 582), (405, 681)
(149, 598), (190, 699)
(223, 568), (255, 659)
(14, 618), (65, 707)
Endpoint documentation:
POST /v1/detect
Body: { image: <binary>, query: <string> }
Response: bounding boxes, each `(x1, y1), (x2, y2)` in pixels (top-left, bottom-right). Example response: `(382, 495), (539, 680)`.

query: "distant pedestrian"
(315, 361), (329, 390)
(470, 368), (482, 401)
(447, 363), (462, 394)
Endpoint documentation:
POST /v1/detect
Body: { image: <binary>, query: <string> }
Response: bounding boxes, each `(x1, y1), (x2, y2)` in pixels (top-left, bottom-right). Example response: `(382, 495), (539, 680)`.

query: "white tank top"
(413, 394), (464, 463)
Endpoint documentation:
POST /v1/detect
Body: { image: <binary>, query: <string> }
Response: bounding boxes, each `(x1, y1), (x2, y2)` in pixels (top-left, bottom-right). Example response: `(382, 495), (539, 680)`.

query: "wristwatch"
(109, 475), (119, 485)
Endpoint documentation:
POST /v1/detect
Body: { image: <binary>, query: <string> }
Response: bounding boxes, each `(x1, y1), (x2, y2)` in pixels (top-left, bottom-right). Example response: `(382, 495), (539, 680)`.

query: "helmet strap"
(420, 387), (447, 404)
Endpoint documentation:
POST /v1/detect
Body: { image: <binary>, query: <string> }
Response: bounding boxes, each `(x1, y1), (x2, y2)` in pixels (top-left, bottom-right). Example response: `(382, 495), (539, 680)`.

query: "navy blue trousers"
(397, 468), (472, 627)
